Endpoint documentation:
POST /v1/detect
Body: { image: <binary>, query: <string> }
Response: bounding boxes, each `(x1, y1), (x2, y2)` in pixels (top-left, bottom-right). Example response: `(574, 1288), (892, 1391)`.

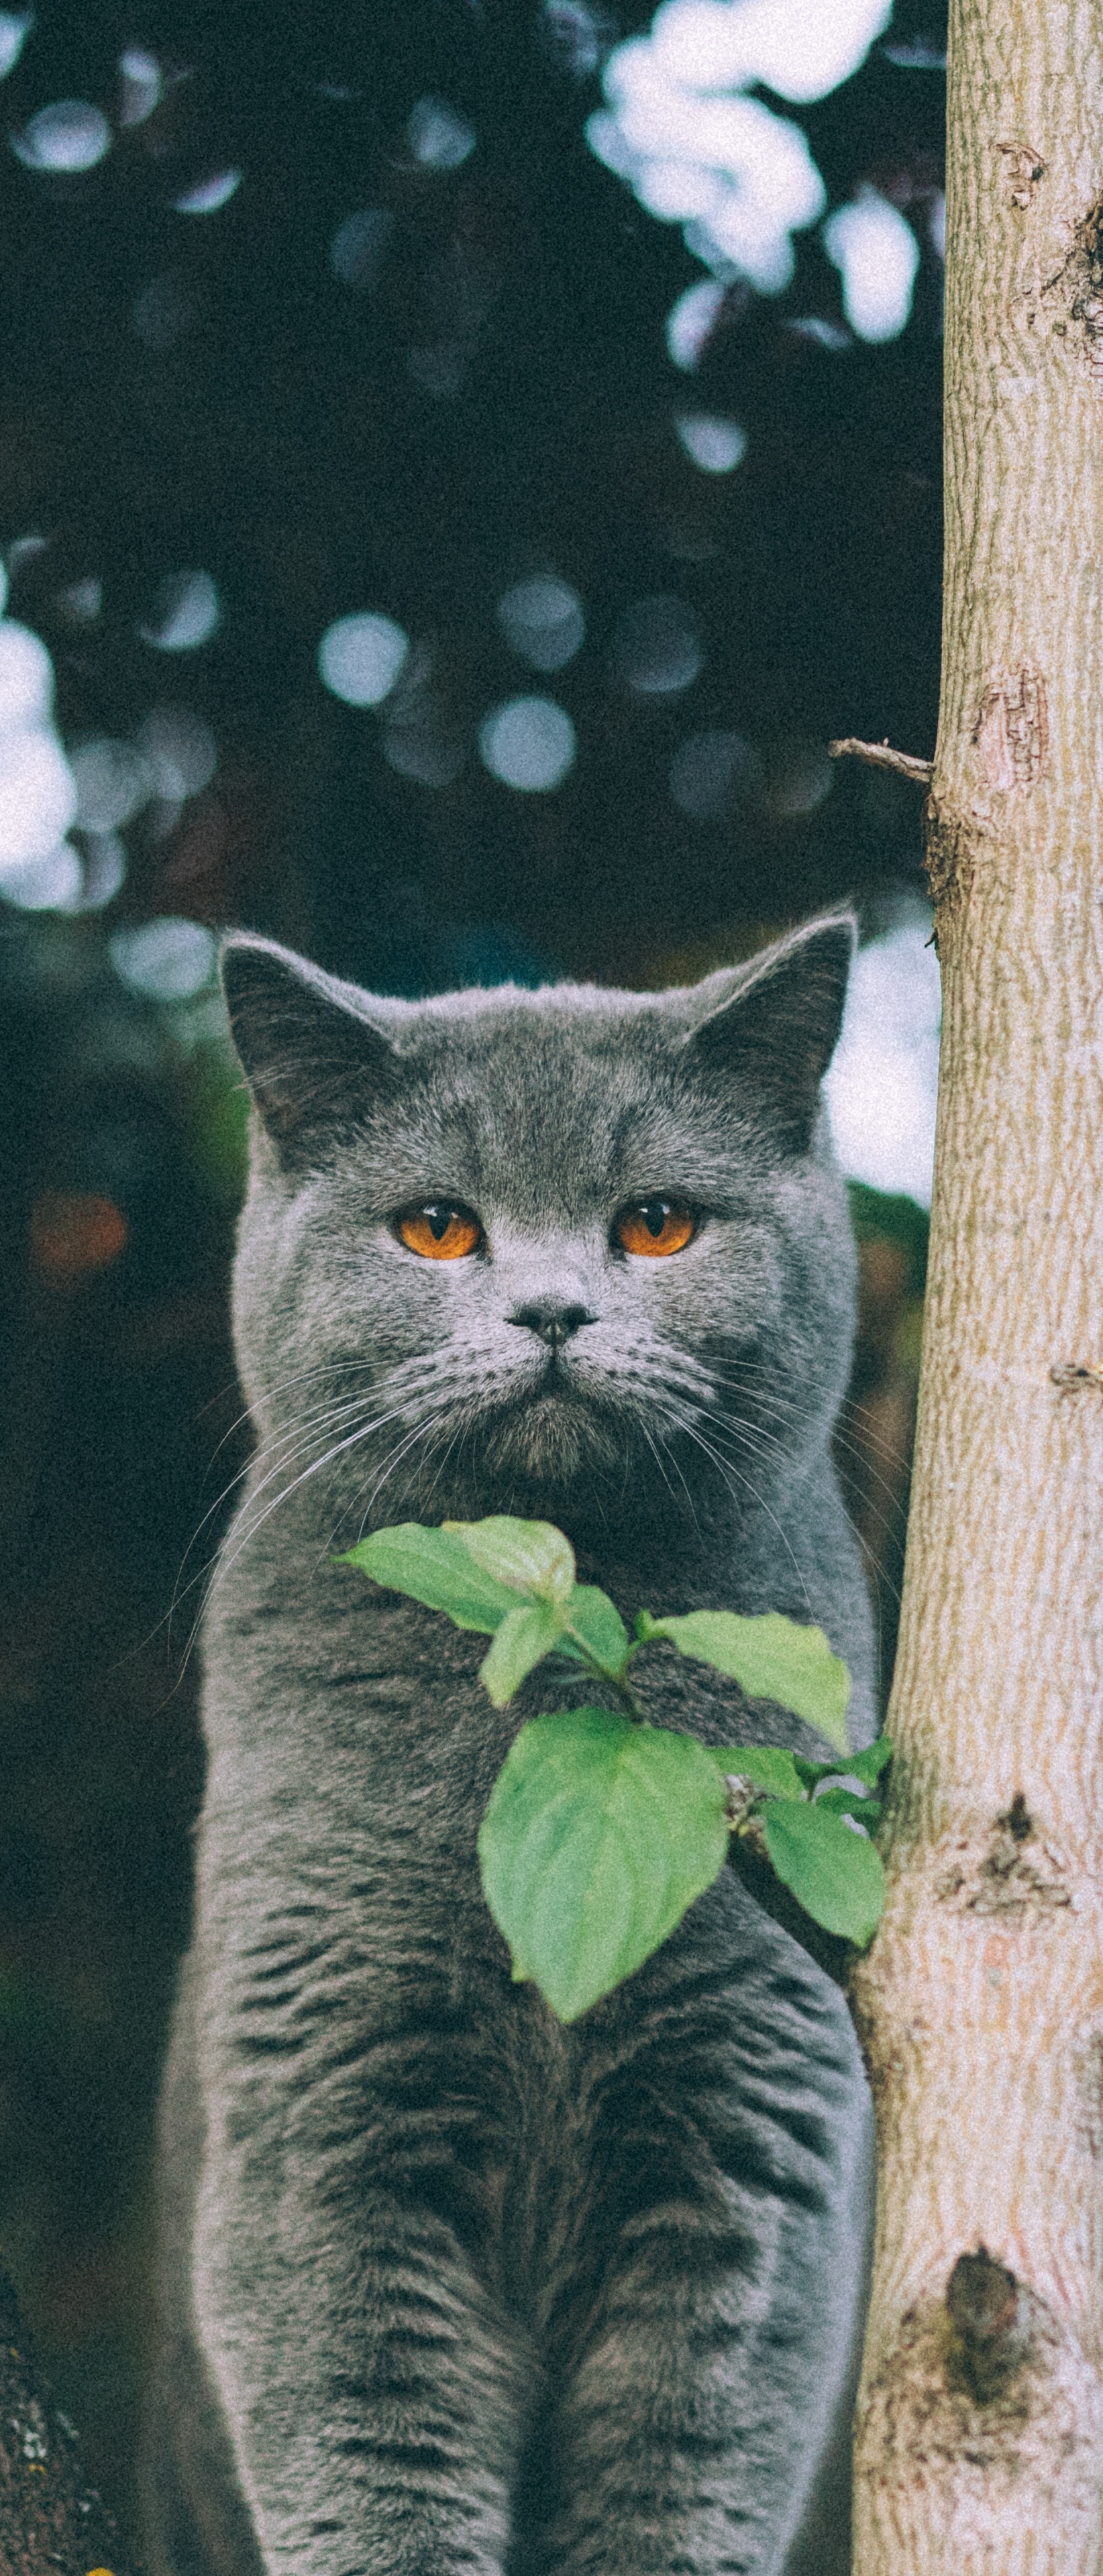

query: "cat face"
(223, 919), (857, 1532)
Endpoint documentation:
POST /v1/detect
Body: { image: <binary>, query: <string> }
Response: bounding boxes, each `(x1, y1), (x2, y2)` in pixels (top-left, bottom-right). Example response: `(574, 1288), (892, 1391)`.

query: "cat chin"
(384, 1384), (645, 1523)
(477, 1388), (628, 1486)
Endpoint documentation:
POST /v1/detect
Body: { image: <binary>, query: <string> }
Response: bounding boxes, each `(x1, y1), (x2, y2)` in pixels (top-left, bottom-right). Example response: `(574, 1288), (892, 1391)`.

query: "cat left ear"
(680, 914), (855, 1152)
(221, 935), (401, 1168)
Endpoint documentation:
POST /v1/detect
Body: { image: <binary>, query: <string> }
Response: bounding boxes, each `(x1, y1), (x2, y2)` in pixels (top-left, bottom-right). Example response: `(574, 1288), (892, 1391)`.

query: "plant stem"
(562, 1628), (645, 1719)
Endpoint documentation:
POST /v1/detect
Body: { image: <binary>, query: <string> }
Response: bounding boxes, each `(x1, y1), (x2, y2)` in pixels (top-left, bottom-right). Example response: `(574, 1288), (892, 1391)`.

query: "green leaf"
(637, 1609), (851, 1754)
(705, 1745), (804, 1800)
(478, 1709), (730, 2023)
(793, 1735), (892, 1790)
(445, 1515), (576, 1607)
(762, 1801), (886, 1946)
(479, 1601), (568, 1707)
(564, 1585), (631, 1675)
(812, 1786), (882, 1825)
(339, 1523), (518, 1631)
(840, 1734), (893, 1786)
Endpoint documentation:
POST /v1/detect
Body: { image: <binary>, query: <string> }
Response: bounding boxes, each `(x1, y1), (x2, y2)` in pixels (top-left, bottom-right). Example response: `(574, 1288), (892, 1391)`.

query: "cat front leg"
(180, 1921), (538, 2576)
(193, 2150), (533, 2576)
(520, 1900), (872, 2576)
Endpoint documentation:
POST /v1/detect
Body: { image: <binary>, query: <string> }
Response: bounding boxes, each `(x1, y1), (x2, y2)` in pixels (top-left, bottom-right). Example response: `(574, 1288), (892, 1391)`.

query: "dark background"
(0, 0), (943, 2540)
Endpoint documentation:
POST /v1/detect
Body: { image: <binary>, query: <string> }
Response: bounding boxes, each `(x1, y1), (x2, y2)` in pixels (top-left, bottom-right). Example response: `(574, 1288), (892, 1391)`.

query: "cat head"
(222, 918), (857, 1538)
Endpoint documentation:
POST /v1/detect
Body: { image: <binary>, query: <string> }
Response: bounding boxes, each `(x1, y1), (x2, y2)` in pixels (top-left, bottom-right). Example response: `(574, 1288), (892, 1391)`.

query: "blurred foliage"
(848, 1177), (929, 1293)
(0, 0), (945, 977)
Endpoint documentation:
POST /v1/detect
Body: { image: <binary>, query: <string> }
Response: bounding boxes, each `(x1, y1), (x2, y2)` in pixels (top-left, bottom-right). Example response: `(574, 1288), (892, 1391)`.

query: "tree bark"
(849, 1), (1103, 2569)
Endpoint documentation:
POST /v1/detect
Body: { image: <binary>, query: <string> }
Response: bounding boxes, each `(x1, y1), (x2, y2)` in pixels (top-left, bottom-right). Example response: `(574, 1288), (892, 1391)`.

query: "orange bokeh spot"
(30, 1191), (129, 1285)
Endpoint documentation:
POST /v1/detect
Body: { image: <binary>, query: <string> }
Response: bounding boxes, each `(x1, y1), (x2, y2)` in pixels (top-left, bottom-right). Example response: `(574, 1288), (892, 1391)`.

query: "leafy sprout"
(340, 1515), (890, 2022)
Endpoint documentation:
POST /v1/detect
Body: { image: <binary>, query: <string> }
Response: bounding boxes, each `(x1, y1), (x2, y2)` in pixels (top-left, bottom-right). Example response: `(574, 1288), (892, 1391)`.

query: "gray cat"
(144, 914), (876, 2576)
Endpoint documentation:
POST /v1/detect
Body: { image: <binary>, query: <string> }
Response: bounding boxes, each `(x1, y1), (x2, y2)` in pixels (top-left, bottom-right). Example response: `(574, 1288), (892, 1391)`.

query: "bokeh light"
(330, 209), (394, 289)
(117, 45), (161, 125)
(589, 0), (892, 293)
(0, 727), (77, 863)
(541, 1), (607, 77)
(609, 594), (702, 695)
(825, 915), (941, 1207)
(137, 706), (217, 799)
(70, 738), (150, 833)
(318, 612), (410, 706)
(758, 734), (833, 817)
(0, 842), (82, 908)
(666, 277), (725, 370)
(75, 830), (127, 910)
(383, 688), (466, 785)
(56, 574), (103, 623)
(132, 272), (194, 350)
(109, 916), (218, 1000)
(11, 99), (111, 171)
(407, 96), (476, 168)
(669, 729), (759, 818)
(0, 618), (52, 725)
(674, 411), (747, 472)
(139, 572), (221, 652)
(171, 170), (242, 215)
(30, 1191), (129, 1286)
(496, 576), (585, 671)
(479, 696), (576, 791)
(647, 0), (895, 104)
(0, 605), (81, 901)
(0, 13), (33, 79)
(823, 189), (921, 341)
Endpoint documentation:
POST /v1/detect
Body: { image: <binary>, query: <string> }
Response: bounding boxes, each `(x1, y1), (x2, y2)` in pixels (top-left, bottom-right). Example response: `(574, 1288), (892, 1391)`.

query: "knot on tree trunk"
(933, 1806), (1073, 1915)
(855, 2267), (1103, 2558)
(945, 2247), (1029, 2399)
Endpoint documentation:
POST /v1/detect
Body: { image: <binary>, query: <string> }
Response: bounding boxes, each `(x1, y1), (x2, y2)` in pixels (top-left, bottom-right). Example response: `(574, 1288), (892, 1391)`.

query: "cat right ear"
(221, 935), (399, 1167)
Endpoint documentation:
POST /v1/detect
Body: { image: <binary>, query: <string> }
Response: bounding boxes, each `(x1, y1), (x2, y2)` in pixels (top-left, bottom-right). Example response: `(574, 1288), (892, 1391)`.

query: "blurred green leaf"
(478, 1708), (729, 2023)
(445, 1514), (576, 1607)
(637, 1609), (850, 1752)
(793, 1735), (892, 1790)
(339, 1523), (518, 1630)
(706, 1744), (804, 1799)
(480, 1600), (567, 1706)
(762, 1801), (886, 1945)
(812, 1786), (882, 1825)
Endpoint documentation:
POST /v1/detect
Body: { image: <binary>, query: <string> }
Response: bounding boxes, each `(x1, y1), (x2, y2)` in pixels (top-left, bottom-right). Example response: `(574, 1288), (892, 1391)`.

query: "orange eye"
(615, 1199), (696, 1257)
(397, 1203), (483, 1260)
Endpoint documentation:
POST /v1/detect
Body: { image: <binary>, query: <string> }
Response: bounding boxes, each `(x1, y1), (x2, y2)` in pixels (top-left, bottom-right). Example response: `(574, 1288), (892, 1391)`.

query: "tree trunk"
(849, 0), (1103, 2567)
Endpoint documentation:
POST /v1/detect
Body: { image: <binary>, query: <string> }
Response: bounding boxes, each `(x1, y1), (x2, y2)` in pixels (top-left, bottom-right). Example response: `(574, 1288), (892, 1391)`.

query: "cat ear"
(680, 913), (855, 1152)
(221, 935), (400, 1165)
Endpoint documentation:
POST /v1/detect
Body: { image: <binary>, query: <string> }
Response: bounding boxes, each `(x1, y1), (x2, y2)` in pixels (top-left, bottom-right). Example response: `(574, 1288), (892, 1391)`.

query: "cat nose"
(509, 1301), (597, 1347)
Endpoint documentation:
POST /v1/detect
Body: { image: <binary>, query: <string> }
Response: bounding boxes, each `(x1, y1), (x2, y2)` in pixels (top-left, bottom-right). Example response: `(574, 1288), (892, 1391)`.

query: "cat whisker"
(201, 1398), (428, 1629)
(166, 1390), (390, 1661)
(207, 1356), (378, 1466)
(637, 1409), (698, 1534)
(700, 1360), (918, 1481)
(665, 1360), (915, 1536)
(651, 1391), (814, 1612)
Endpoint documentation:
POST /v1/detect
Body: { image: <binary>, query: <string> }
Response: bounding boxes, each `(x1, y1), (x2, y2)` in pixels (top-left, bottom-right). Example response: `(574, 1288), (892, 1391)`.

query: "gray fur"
(144, 916), (875, 2576)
